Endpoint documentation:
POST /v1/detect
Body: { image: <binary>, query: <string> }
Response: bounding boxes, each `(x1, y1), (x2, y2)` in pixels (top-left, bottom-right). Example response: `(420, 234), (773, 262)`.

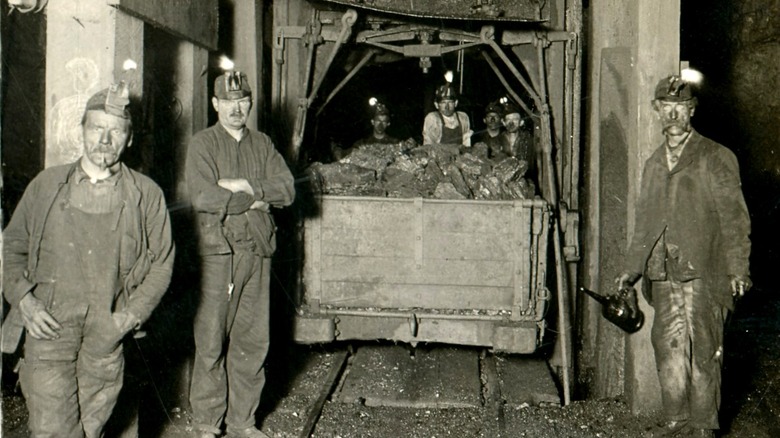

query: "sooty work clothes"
(2, 162), (174, 437)
(185, 123), (294, 434)
(623, 130), (750, 430)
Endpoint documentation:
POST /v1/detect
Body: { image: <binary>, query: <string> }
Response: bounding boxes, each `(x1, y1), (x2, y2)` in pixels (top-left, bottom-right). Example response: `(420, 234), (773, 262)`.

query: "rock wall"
(682, 0), (780, 282)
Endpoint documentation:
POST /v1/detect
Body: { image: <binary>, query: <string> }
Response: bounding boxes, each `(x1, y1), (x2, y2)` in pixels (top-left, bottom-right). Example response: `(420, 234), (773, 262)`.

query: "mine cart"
(272, 0), (582, 355)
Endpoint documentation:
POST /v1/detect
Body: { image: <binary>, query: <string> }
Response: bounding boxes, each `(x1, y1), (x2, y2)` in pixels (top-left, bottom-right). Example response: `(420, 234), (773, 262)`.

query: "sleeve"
(460, 113), (472, 147)
(709, 148), (751, 277)
(624, 162), (665, 278)
(2, 179), (39, 307)
(185, 134), (254, 216)
(247, 138), (296, 208)
(422, 113), (440, 145)
(124, 185), (176, 324)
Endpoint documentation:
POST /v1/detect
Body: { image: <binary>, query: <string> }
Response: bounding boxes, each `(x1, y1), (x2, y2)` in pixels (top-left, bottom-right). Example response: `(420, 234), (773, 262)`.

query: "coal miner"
(352, 99), (400, 147)
(615, 73), (751, 438)
(334, 98), (400, 160)
(2, 82), (175, 437)
(422, 81), (472, 146)
(471, 100), (504, 145)
(486, 100), (538, 182)
(185, 66), (295, 438)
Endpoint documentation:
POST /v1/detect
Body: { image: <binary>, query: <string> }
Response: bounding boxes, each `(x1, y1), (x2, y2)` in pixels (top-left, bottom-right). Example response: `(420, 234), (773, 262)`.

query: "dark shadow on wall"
(1, 7), (46, 227)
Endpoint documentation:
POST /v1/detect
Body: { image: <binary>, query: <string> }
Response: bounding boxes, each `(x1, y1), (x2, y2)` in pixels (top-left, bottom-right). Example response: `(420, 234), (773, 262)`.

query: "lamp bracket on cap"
(215, 70), (252, 100)
(654, 74), (696, 102)
(105, 82), (130, 116)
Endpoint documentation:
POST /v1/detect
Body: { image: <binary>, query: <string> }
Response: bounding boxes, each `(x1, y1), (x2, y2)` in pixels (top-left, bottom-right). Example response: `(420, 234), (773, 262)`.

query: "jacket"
(2, 162), (175, 352)
(185, 123), (295, 256)
(625, 130), (751, 310)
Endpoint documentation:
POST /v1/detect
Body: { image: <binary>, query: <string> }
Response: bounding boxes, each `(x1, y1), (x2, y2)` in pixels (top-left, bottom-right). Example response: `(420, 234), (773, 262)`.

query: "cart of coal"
(306, 141), (536, 200)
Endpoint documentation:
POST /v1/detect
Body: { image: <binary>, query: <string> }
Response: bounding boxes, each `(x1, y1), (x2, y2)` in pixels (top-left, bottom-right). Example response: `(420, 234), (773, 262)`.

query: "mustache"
(93, 144), (118, 153)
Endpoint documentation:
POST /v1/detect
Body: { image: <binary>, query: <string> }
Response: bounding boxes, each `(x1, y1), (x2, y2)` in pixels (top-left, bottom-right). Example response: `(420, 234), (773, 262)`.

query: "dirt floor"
(2, 292), (779, 438)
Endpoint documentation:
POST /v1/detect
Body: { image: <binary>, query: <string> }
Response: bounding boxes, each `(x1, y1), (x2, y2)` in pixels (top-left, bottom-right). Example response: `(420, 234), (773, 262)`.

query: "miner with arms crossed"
(615, 73), (751, 438)
(186, 65), (295, 438)
(2, 82), (175, 437)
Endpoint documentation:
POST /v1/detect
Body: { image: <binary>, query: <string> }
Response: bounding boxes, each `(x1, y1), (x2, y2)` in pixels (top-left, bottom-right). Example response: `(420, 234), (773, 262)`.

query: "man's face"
(654, 99), (695, 136)
(434, 98), (458, 117)
(82, 110), (132, 170)
(371, 114), (391, 135)
(213, 96), (252, 130)
(484, 111), (502, 130)
(503, 113), (523, 133)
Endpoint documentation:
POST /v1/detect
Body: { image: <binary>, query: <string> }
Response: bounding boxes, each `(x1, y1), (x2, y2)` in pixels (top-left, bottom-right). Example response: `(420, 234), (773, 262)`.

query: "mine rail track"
(294, 345), (512, 438)
(297, 348), (351, 438)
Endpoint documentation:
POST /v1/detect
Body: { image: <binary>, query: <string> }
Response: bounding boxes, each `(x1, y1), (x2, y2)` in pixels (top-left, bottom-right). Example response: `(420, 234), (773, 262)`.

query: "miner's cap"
(372, 102), (390, 118)
(215, 71), (252, 100)
(501, 100), (521, 117)
(435, 83), (458, 102)
(85, 84), (131, 119)
(654, 75), (695, 102)
(484, 100), (502, 116)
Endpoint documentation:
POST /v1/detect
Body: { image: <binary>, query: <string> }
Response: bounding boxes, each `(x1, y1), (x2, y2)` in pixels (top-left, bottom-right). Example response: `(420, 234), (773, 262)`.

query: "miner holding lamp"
(615, 71), (751, 438)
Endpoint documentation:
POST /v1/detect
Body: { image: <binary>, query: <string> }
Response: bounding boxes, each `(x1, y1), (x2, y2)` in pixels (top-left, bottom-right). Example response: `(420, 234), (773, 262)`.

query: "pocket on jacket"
(197, 216), (231, 253)
(247, 210), (276, 256)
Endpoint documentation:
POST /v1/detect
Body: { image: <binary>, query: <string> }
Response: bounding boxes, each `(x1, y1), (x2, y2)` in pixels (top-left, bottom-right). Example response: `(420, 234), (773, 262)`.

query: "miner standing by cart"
(422, 81), (472, 146)
(486, 100), (537, 182)
(2, 82), (175, 437)
(186, 65), (295, 438)
(615, 73), (751, 438)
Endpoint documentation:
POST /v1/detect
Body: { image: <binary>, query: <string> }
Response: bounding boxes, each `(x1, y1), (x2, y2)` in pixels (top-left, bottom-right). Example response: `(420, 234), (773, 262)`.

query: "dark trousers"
(651, 279), (728, 430)
(189, 251), (271, 433)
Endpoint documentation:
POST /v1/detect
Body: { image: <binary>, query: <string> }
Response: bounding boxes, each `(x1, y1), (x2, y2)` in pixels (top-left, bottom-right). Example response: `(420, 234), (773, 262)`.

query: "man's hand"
(250, 200), (271, 213)
(614, 271), (641, 293)
(462, 130), (474, 146)
(19, 293), (61, 340)
(730, 275), (752, 298)
(218, 178), (254, 196)
(111, 311), (140, 336)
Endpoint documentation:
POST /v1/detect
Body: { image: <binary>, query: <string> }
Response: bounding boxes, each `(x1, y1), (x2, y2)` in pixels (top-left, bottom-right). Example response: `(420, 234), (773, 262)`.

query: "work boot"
(192, 423), (222, 438)
(645, 420), (689, 437)
(226, 426), (271, 438)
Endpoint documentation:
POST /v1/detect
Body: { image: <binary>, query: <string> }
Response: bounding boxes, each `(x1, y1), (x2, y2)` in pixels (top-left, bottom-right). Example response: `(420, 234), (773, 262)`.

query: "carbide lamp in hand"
(579, 286), (644, 333)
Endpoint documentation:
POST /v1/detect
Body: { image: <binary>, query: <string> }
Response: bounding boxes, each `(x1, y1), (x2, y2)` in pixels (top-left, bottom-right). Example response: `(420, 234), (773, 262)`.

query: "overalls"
(437, 112), (463, 144)
(20, 177), (126, 438)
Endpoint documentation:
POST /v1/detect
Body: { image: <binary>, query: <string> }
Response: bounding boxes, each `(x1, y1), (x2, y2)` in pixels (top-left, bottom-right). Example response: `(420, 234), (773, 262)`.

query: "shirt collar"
(74, 161), (123, 186)
(217, 122), (246, 142)
(665, 132), (693, 169)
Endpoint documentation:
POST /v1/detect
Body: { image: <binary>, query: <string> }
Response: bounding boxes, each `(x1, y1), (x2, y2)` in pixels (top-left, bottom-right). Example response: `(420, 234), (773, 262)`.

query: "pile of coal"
(306, 142), (536, 200)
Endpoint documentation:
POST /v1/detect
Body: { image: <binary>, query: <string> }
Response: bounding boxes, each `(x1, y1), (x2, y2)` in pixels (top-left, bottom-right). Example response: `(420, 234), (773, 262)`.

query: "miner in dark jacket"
(2, 84), (175, 437)
(616, 74), (751, 438)
(186, 69), (295, 438)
